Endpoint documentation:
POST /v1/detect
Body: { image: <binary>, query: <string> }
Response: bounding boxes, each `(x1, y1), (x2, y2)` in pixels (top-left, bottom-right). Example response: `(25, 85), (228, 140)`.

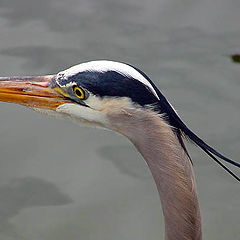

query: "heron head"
(0, 60), (162, 129)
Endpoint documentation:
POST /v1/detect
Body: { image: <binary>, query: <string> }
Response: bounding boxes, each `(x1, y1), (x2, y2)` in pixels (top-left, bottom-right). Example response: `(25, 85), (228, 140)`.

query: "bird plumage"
(0, 60), (239, 240)
(52, 60), (240, 181)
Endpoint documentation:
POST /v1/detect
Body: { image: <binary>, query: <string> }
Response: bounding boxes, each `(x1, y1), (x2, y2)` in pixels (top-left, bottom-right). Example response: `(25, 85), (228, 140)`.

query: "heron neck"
(108, 108), (202, 240)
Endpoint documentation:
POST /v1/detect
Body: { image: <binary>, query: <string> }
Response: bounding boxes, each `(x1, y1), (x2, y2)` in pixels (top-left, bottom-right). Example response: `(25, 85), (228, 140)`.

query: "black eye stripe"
(55, 70), (158, 106)
(68, 71), (158, 106)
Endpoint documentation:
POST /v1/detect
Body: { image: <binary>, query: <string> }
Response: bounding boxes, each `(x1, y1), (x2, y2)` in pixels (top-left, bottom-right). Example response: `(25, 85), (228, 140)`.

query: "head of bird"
(0, 60), (167, 135)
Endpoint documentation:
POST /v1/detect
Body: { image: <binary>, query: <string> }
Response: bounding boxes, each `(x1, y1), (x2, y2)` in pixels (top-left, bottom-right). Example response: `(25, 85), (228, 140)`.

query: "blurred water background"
(0, 0), (240, 239)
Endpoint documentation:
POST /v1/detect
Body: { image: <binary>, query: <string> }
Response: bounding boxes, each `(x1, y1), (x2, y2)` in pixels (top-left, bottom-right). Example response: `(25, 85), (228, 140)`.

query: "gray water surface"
(0, 0), (240, 239)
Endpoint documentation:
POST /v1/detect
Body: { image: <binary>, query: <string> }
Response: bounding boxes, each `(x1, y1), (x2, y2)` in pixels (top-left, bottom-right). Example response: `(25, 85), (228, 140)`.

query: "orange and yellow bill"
(0, 75), (70, 110)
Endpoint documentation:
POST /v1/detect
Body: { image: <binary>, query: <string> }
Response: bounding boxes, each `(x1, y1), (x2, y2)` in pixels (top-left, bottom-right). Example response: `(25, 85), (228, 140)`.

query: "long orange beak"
(0, 75), (70, 110)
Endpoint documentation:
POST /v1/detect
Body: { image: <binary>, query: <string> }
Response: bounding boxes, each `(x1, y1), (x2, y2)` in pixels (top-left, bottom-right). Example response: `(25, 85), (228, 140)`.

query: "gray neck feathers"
(107, 107), (202, 240)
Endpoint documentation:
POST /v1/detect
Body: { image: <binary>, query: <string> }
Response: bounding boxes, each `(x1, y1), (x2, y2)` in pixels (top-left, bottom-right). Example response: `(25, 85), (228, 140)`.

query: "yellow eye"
(73, 86), (85, 99)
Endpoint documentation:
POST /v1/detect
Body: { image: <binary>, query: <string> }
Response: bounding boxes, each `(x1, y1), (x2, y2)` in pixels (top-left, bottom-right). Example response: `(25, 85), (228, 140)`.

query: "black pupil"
(76, 89), (82, 97)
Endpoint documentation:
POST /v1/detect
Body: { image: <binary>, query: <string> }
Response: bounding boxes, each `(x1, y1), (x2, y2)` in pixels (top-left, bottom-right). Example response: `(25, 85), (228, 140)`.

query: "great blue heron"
(0, 60), (239, 240)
